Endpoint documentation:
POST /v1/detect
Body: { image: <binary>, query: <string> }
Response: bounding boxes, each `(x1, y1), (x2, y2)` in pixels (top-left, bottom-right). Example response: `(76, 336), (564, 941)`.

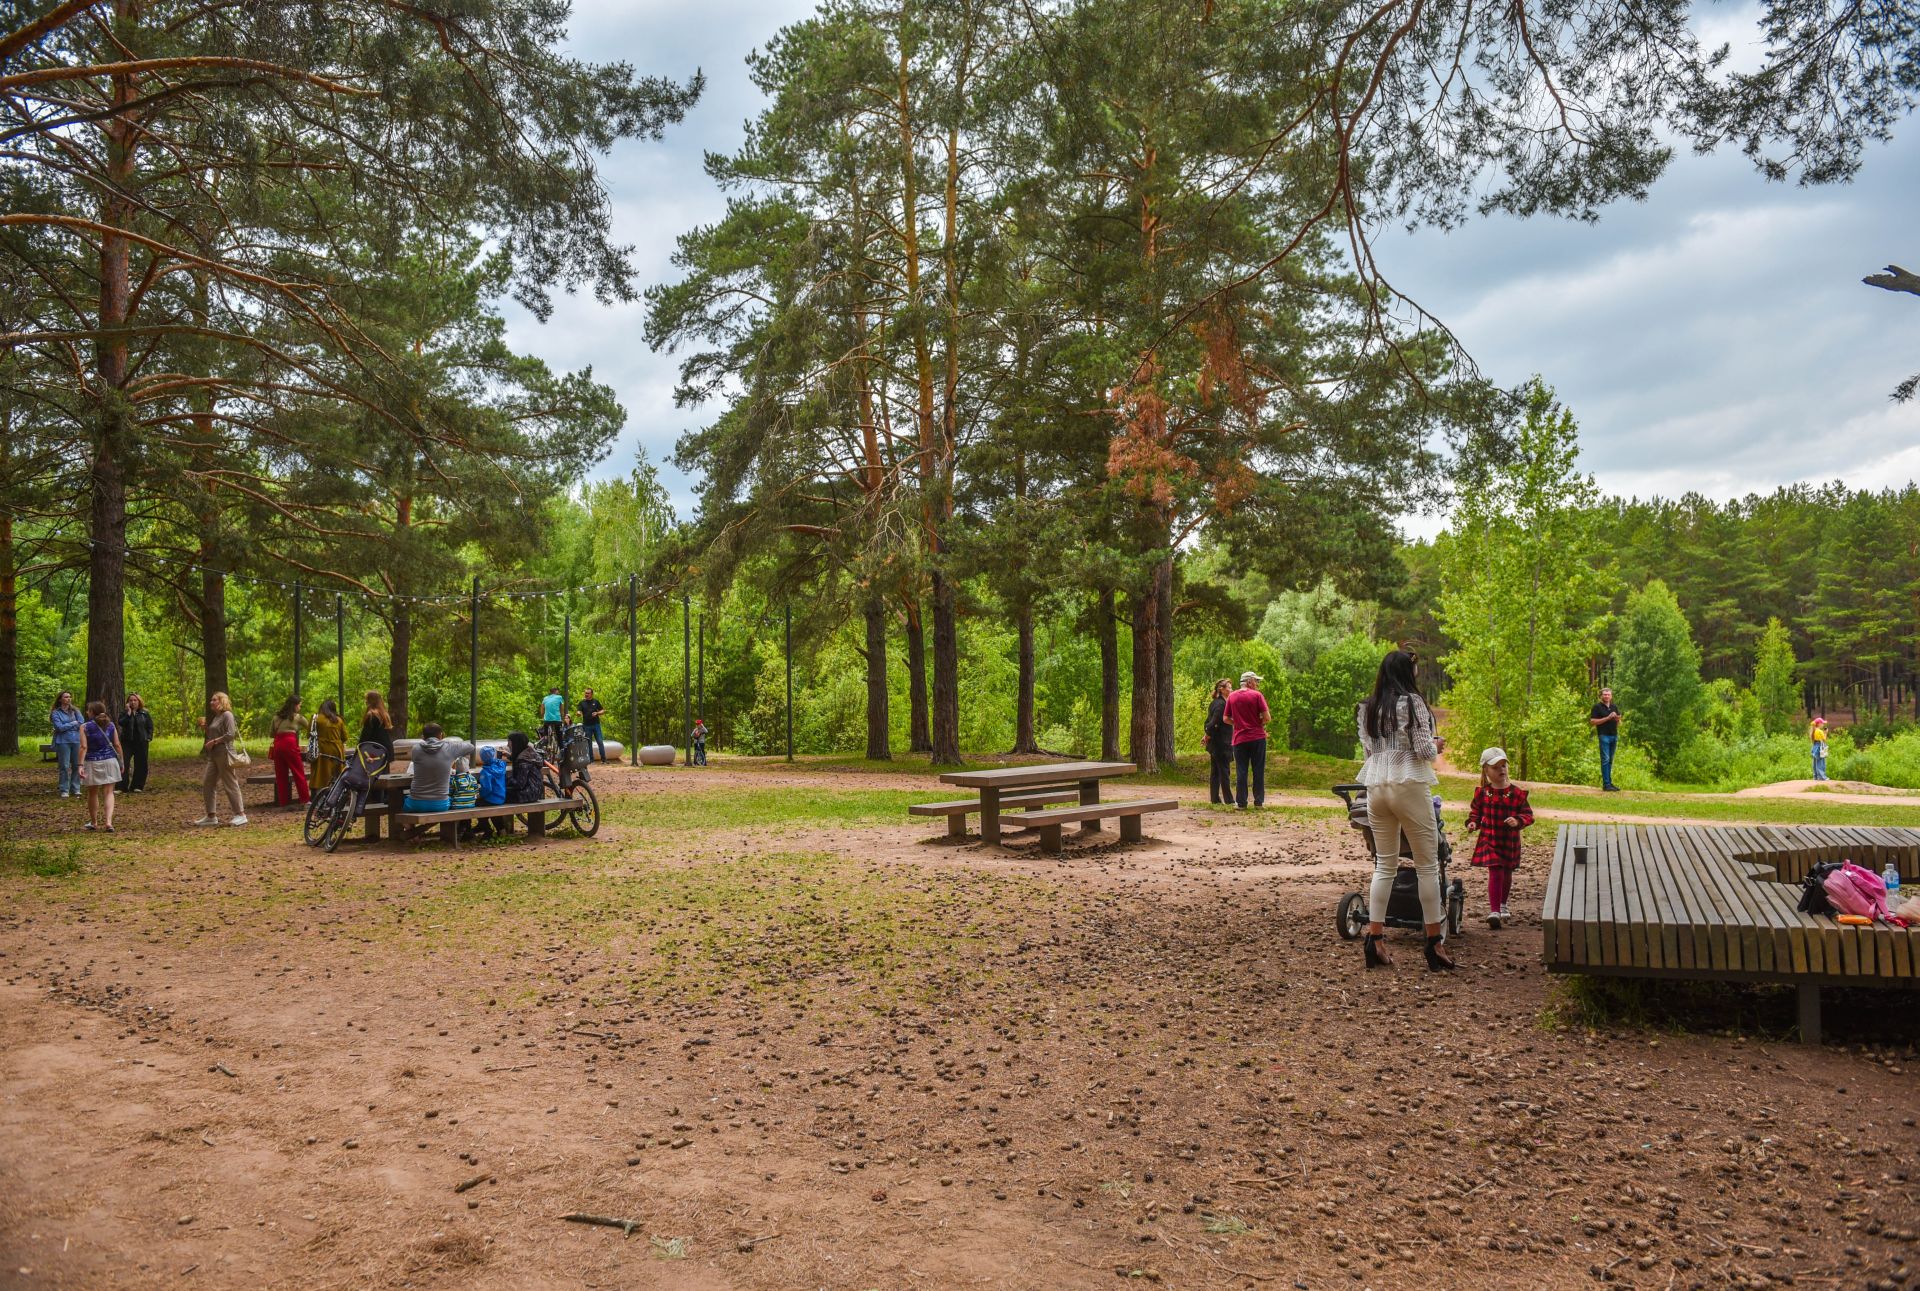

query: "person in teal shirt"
(540, 687), (564, 747)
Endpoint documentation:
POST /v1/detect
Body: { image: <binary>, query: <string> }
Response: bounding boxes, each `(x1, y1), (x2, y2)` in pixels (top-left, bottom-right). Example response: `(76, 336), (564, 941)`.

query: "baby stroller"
(304, 740), (392, 853)
(1331, 783), (1465, 940)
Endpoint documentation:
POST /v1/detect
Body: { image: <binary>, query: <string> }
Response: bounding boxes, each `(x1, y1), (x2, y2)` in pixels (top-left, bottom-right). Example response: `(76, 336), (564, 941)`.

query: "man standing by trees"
(1225, 672), (1271, 811)
(1589, 688), (1623, 792)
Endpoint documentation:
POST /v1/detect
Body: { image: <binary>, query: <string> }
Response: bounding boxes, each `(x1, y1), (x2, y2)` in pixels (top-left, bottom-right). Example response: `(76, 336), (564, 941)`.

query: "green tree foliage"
(1437, 383), (1610, 781)
(1750, 617), (1803, 735)
(1613, 580), (1706, 773)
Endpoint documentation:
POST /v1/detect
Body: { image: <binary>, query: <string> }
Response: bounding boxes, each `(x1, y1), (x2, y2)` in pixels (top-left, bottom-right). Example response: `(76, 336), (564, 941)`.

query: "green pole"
(335, 593), (343, 711)
(468, 576), (480, 741)
(628, 574), (638, 766)
(292, 581), (302, 700)
(785, 603), (793, 763)
(682, 594), (691, 766)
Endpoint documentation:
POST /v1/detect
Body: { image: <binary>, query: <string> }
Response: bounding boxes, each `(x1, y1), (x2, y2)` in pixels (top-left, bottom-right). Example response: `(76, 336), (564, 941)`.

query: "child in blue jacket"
(471, 745), (510, 839)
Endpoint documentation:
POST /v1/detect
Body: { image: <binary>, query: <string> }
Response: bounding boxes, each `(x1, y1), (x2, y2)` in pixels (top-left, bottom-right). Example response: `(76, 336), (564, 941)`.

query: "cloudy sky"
(502, 0), (1920, 526)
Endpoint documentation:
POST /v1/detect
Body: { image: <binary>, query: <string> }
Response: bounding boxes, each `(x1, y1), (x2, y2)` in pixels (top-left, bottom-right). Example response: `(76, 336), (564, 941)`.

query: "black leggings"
(1208, 745), (1232, 803)
(120, 742), (150, 791)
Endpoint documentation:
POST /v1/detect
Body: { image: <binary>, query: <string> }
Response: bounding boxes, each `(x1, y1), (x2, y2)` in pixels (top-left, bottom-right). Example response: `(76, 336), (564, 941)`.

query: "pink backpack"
(1822, 861), (1889, 920)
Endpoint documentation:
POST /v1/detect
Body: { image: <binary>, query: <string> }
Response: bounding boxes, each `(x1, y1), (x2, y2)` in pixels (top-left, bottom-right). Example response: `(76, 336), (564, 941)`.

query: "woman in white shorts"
(80, 700), (125, 832)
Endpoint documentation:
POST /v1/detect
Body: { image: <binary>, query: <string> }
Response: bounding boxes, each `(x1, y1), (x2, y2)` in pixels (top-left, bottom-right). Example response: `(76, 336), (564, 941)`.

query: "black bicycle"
(538, 724), (600, 837)
(305, 742), (390, 853)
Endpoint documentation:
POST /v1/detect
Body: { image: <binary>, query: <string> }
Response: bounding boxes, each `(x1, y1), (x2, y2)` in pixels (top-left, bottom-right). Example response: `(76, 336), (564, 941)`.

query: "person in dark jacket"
(1203, 678), (1233, 805)
(505, 730), (545, 818)
(577, 688), (606, 761)
(359, 690), (395, 761)
(117, 693), (155, 792)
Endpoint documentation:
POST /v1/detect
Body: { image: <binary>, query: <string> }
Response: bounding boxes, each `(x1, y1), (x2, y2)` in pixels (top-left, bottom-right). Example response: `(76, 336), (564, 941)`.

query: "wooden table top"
(939, 761), (1135, 790)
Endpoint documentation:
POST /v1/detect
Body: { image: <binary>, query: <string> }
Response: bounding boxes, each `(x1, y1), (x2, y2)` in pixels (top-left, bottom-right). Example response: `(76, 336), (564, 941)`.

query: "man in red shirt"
(1224, 671), (1270, 809)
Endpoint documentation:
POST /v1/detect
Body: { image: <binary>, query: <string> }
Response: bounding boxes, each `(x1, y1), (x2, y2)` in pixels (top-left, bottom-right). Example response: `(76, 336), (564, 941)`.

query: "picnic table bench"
(389, 799), (572, 849)
(922, 761), (1175, 850)
(1543, 823), (1920, 1043)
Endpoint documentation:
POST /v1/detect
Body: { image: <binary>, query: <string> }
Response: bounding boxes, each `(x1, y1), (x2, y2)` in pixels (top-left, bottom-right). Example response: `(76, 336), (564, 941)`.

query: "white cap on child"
(1479, 746), (1509, 767)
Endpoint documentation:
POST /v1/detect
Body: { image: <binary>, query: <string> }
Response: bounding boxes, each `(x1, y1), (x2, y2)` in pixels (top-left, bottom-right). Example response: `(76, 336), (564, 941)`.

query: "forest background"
(3, 0), (1916, 792)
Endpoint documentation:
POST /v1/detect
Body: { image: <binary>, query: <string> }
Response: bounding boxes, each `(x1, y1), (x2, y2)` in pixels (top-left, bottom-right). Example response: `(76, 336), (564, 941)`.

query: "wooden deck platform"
(1542, 824), (1920, 1042)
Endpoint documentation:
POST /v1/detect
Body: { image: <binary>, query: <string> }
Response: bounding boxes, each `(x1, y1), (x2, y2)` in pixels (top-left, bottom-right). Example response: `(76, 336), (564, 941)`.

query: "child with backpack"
(1465, 747), (1534, 928)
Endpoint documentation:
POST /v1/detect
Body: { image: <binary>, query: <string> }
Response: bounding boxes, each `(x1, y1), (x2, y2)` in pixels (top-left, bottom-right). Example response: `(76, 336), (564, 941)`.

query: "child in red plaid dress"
(1466, 746), (1533, 927)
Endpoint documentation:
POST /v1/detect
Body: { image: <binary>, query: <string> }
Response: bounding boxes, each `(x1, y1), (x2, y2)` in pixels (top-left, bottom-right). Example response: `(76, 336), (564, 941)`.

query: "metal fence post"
(335, 593), (344, 710)
(292, 581), (302, 700)
(785, 603), (794, 763)
(628, 573), (638, 766)
(469, 576), (480, 741)
(682, 594), (692, 766)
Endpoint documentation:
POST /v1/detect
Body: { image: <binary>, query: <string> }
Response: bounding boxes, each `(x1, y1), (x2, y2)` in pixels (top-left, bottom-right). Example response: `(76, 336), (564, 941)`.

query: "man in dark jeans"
(1224, 671), (1270, 810)
(577, 688), (606, 761)
(1588, 687), (1622, 791)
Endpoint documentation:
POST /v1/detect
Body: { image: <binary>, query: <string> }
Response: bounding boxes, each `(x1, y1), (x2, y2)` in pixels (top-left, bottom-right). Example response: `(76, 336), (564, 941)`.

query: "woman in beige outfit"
(195, 692), (248, 826)
(1356, 650), (1454, 971)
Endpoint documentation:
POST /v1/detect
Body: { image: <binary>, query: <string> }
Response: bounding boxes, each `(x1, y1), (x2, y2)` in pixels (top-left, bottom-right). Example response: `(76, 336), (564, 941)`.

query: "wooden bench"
(1544, 824), (1920, 1044)
(389, 799), (573, 849)
(1005, 798), (1178, 854)
(40, 743), (57, 763)
(908, 790), (1081, 838)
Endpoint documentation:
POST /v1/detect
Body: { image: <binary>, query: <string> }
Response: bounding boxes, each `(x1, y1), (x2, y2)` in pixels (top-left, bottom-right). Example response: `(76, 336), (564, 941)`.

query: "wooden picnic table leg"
(1797, 983), (1822, 1045)
(947, 812), (967, 840)
(980, 786), (1002, 845)
(1078, 778), (1102, 832)
(528, 811), (546, 840)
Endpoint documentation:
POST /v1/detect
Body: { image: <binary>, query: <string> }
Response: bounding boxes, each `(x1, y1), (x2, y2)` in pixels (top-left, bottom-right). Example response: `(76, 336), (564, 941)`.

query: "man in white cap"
(1224, 671), (1270, 809)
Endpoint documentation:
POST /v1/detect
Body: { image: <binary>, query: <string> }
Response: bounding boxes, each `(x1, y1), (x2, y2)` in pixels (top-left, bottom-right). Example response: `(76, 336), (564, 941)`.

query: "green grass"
(1518, 785), (1920, 826)
(0, 835), (84, 879)
(619, 785), (957, 833)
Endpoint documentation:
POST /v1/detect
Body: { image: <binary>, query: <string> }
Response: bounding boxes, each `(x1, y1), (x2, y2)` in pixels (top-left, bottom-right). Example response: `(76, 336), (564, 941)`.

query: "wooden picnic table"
(938, 761), (1135, 844)
(1543, 823), (1920, 1043)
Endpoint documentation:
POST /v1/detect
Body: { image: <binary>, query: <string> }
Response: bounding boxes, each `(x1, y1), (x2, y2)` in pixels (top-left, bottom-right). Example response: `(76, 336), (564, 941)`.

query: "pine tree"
(1613, 580), (1706, 772)
(1750, 618), (1802, 735)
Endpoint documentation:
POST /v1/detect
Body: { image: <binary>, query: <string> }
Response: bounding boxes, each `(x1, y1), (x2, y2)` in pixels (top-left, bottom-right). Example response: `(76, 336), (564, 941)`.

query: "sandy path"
(2, 759), (1918, 1290)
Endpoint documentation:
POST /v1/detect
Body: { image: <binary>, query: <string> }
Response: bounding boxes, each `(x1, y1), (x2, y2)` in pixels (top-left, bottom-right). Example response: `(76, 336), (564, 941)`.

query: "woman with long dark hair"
(1356, 650), (1454, 971)
(117, 693), (154, 792)
(50, 690), (83, 798)
(1203, 678), (1233, 805)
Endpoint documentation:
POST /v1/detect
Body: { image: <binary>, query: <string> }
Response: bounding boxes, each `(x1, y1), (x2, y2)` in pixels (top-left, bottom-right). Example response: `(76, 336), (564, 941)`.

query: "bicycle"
(306, 742), (390, 853)
(538, 723), (600, 837)
(301, 752), (347, 845)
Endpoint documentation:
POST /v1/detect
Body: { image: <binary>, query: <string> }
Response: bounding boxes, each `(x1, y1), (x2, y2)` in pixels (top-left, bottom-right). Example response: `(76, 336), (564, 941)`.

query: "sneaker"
(59, 791), (69, 799)
(229, 815), (250, 827)
(83, 822), (95, 831)
(191, 816), (219, 826)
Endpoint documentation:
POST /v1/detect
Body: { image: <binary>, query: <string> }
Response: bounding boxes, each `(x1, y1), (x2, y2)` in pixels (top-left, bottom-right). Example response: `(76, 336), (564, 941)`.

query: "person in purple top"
(80, 700), (125, 832)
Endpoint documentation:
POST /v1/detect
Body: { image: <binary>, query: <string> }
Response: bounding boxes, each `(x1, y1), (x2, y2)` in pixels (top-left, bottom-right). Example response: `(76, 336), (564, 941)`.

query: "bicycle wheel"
(564, 781), (600, 837)
(541, 770), (569, 833)
(320, 802), (352, 853)
(302, 784), (337, 846)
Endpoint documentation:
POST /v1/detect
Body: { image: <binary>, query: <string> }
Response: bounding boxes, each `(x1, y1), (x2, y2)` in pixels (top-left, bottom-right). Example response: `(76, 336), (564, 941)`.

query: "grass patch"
(406, 850), (1054, 1007)
(617, 785), (953, 834)
(0, 835), (84, 879)
(1520, 786), (1920, 826)
(1202, 1214), (1253, 1236)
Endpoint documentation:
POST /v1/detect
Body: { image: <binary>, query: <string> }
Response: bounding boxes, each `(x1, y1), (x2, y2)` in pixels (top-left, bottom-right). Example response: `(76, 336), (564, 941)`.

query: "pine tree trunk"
(85, 57), (137, 719)
(389, 606), (412, 737)
(929, 568), (961, 764)
(1128, 582), (1159, 774)
(1011, 600), (1039, 754)
(0, 503), (16, 757)
(200, 567), (229, 700)
(1098, 589), (1120, 761)
(1154, 557), (1175, 765)
(904, 599), (931, 753)
(864, 597), (890, 761)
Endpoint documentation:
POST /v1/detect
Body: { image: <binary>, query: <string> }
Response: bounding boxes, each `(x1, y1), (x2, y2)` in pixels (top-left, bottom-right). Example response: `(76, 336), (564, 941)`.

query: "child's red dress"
(1468, 783), (1533, 914)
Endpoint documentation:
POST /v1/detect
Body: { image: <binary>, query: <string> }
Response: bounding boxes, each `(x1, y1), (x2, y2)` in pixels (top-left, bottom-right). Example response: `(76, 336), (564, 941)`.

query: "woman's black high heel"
(1423, 934), (1457, 971)
(1363, 934), (1389, 969)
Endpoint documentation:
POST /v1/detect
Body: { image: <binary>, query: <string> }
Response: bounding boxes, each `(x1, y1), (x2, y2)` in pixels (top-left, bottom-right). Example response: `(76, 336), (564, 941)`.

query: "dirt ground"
(1, 757), (1917, 1291)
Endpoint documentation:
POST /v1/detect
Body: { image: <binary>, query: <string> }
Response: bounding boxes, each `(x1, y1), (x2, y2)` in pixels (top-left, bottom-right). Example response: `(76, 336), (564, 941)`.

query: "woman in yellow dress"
(310, 699), (348, 792)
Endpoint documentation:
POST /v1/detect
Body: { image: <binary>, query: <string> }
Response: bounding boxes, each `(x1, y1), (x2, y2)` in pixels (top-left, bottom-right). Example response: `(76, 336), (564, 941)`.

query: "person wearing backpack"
(471, 745), (511, 839)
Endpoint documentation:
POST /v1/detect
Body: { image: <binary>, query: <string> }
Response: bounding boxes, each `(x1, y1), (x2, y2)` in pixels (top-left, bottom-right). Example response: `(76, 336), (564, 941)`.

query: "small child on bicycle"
(1464, 746), (1533, 928)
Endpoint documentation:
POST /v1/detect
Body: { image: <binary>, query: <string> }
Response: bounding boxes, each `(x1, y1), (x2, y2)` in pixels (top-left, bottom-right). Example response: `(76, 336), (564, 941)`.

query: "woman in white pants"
(1357, 650), (1455, 971)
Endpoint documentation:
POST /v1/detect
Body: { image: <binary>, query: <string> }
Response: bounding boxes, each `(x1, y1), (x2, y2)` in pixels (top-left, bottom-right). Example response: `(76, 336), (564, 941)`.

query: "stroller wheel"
(1336, 892), (1366, 941)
